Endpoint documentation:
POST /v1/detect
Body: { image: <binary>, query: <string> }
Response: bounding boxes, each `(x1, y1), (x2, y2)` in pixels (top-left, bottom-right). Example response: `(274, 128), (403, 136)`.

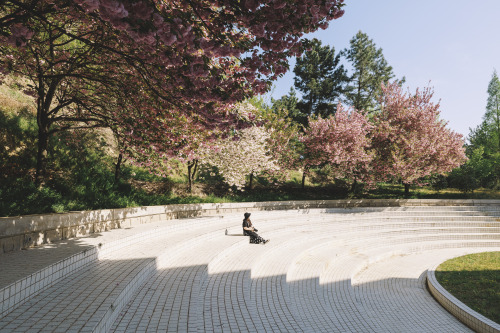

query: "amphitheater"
(0, 199), (500, 332)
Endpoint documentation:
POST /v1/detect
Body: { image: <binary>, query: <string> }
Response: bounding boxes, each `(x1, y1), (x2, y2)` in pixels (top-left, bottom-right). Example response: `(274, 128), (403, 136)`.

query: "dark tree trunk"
(35, 88), (51, 185)
(34, 75), (58, 185)
(35, 125), (49, 185)
(496, 95), (500, 153)
(193, 160), (198, 180)
(351, 179), (358, 193)
(187, 162), (193, 193)
(308, 97), (314, 117)
(404, 183), (410, 196)
(114, 153), (123, 183)
(301, 171), (306, 189)
(187, 159), (198, 193)
(248, 172), (254, 190)
(355, 68), (363, 111)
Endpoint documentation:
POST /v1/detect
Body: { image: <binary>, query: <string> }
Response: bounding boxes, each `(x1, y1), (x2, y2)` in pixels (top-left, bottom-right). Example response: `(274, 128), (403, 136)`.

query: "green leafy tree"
(466, 70), (500, 188)
(468, 121), (490, 152)
(483, 70), (500, 152)
(343, 31), (401, 113)
(448, 146), (492, 192)
(0, 108), (37, 178)
(271, 87), (303, 125)
(293, 38), (347, 124)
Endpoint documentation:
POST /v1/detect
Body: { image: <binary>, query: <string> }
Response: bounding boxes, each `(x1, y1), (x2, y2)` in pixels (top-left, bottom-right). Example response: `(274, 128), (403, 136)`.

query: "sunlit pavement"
(1, 207), (500, 332)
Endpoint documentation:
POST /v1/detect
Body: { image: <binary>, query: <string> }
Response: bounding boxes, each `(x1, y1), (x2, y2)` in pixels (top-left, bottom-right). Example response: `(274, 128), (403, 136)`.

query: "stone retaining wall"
(2, 199), (499, 254)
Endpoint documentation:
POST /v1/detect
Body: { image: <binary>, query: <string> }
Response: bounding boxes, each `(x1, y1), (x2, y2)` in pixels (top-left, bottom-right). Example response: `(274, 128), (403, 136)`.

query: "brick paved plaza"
(1, 206), (500, 332)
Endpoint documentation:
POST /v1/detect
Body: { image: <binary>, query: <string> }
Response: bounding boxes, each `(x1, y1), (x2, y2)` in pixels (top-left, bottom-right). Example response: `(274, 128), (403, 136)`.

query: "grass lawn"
(435, 252), (500, 324)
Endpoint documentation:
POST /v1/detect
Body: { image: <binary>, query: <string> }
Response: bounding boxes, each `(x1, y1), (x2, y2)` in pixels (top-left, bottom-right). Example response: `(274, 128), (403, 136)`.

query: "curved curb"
(427, 263), (500, 333)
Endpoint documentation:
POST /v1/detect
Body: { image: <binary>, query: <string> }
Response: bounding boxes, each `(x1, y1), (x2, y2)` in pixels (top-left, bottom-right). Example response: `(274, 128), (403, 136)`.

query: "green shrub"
(0, 109), (37, 176)
(430, 175), (449, 192)
(0, 177), (63, 216)
(448, 166), (480, 193)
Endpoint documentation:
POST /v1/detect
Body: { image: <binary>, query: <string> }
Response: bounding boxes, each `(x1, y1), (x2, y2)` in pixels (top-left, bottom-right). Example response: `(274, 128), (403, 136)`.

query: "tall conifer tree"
(485, 70), (500, 152)
(343, 31), (400, 113)
(271, 87), (303, 124)
(469, 70), (500, 154)
(465, 70), (500, 188)
(293, 38), (347, 123)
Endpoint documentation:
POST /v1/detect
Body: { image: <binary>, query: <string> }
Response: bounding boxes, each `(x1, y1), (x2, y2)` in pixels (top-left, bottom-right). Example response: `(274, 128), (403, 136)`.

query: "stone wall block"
(93, 222), (106, 234)
(63, 224), (92, 239)
(102, 221), (115, 232)
(60, 212), (84, 227)
(44, 228), (62, 244)
(0, 235), (24, 253)
(79, 224), (93, 237)
(63, 226), (75, 239)
(111, 207), (143, 226)
(23, 232), (43, 249)
(157, 213), (168, 221)
(110, 220), (121, 230)
(39, 214), (63, 231)
(119, 218), (133, 229)
(473, 199), (500, 206)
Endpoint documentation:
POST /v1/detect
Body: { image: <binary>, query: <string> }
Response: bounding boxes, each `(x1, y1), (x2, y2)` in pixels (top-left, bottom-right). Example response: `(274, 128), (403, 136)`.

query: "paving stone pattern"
(1, 207), (500, 332)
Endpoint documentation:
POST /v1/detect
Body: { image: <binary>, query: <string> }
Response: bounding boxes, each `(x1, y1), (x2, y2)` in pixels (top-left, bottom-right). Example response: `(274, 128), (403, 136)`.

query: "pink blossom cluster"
(0, 0), (346, 175)
(371, 83), (467, 185)
(298, 83), (467, 187)
(64, 0), (346, 98)
(1, 0), (346, 113)
(113, 94), (259, 177)
(301, 104), (374, 183)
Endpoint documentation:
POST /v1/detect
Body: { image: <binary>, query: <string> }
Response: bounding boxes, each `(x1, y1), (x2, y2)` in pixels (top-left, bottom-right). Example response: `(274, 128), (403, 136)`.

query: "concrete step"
(1, 207), (499, 332)
(0, 217), (233, 332)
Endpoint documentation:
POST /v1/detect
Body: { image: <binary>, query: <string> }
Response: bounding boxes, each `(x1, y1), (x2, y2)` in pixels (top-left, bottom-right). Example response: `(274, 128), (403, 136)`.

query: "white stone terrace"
(1, 203), (500, 332)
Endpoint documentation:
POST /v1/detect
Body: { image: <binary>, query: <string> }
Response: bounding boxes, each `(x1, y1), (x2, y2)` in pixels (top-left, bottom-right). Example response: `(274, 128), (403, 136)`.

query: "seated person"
(242, 212), (269, 244)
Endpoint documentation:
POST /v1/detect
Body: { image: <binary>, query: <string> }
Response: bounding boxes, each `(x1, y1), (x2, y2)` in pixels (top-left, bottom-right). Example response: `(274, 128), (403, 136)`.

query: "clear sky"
(269, 0), (500, 138)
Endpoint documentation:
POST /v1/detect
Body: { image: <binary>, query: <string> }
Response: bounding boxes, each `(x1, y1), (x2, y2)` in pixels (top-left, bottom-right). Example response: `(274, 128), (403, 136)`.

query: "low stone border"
(2, 199), (500, 254)
(427, 263), (500, 333)
(0, 247), (99, 318)
(0, 221), (175, 319)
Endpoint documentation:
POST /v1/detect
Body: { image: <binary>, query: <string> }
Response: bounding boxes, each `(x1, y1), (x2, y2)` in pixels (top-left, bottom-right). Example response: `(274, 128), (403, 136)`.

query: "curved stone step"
(1, 207), (500, 333)
(0, 216), (232, 332)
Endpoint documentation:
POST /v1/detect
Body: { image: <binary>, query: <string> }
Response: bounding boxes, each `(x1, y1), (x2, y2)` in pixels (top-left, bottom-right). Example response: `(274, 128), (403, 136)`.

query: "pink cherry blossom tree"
(0, 0), (346, 183)
(119, 99), (258, 191)
(300, 104), (374, 190)
(371, 83), (467, 195)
